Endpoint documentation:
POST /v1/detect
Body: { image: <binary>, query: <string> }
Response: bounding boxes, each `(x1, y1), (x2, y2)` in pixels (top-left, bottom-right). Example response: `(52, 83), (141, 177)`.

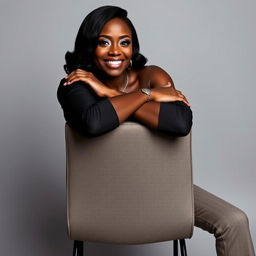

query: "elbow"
(83, 120), (104, 137)
(64, 115), (104, 137)
(80, 105), (119, 137)
(175, 119), (192, 136)
(80, 108), (106, 137)
(158, 102), (193, 136)
(175, 108), (193, 136)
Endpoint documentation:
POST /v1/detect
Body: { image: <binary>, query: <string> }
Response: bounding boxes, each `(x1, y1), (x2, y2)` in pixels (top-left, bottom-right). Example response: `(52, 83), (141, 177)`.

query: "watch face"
(142, 88), (150, 95)
(141, 88), (151, 101)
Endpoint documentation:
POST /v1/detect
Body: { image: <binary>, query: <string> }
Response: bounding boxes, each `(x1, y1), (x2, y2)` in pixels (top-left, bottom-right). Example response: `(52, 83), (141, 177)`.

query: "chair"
(65, 122), (194, 256)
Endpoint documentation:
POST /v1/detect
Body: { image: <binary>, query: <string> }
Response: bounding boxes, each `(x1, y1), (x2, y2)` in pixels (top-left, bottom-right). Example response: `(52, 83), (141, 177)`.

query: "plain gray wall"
(0, 0), (255, 255)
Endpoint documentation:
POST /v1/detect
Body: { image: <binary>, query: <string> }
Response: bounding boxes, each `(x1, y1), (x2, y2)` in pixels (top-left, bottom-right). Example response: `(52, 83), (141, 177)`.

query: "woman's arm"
(129, 101), (160, 129)
(61, 66), (192, 136)
(128, 66), (193, 136)
(62, 69), (151, 124)
(58, 77), (155, 136)
(57, 78), (121, 136)
(129, 100), (192, 136)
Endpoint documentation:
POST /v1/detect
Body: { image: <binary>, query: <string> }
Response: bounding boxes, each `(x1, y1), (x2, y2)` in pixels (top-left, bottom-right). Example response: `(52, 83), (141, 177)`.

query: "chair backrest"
(65, 122), (194, 245)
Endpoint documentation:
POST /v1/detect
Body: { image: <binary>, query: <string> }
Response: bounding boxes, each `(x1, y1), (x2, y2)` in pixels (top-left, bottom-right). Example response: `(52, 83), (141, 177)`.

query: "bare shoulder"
(137, 65), (175, 88)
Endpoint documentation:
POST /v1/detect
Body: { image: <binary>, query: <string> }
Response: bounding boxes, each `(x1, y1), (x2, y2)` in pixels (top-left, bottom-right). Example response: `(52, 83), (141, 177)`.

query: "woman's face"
(94, 18), (133, 77)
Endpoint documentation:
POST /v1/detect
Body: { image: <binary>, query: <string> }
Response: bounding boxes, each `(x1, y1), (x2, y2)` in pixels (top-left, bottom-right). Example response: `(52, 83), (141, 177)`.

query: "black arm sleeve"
(57, 79), (119, 136)
(157, 101), (193, 136)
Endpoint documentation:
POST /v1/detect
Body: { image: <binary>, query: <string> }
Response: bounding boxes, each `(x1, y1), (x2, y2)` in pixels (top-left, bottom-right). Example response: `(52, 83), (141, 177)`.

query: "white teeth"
(105, 60), (123, 68)
(107, 60), (122, 64)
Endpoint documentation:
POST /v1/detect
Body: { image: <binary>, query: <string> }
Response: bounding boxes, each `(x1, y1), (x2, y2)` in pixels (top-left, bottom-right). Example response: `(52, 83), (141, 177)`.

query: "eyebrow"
(98, 34), (131, 39)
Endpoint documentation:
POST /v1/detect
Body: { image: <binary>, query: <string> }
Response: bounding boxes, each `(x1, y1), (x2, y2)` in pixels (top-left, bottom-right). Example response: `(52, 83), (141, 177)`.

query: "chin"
(97, 66), (126, 77)
(106, 69), (126, 77)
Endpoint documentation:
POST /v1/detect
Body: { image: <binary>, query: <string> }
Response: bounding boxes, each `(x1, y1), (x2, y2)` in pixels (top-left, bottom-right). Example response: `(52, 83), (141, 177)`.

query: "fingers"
(175, 90), (191, 106)
(178, 95), (190, 106)
(64, 75), (85, 85)
(179, 96), (191, 106)
(153, 87), (191, 106)
(183, 95), (190, 105)
(65, 69), (84, 80)
(63, 69), (91, 86)
(64, 77), (84, 86)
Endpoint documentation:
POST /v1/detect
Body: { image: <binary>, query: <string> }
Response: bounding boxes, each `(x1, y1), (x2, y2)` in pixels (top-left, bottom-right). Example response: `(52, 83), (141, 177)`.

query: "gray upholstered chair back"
(65, 122), (194, 245)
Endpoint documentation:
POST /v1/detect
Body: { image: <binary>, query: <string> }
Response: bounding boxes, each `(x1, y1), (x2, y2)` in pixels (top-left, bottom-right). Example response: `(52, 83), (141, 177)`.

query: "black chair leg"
(73, 241), (77, 256)
(73, 240), (84, 256)
(179, 239), (187, 256)
(173, 240), (178, 256)
(173, 239), (187, 256)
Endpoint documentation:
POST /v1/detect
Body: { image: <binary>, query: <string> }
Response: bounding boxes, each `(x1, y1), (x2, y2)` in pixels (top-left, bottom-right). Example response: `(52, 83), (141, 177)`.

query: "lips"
(104, 59), (124, 69)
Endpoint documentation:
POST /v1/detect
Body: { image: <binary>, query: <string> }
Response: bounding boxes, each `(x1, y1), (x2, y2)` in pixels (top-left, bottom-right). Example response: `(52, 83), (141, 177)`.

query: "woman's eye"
(120, 40), (131, 46)
(98, 40), (110, 47)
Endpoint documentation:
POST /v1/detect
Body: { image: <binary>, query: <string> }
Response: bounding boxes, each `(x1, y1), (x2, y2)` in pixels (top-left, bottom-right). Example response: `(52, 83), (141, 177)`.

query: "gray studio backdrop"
(0, 0), (255, 255)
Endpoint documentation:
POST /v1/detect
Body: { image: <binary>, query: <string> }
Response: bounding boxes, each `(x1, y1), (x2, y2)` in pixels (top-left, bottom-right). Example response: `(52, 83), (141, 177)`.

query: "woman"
(57, 5), (255, 256)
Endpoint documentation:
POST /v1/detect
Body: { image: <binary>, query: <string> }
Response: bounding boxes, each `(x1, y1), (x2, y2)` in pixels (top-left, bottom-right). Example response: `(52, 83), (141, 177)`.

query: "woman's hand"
(151, 82), (191, 106)
(63, 69), (118, 97)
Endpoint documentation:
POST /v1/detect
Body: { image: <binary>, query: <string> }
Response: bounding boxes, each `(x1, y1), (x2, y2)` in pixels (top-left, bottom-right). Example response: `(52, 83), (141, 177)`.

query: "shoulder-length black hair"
(64, 5), (147, 74)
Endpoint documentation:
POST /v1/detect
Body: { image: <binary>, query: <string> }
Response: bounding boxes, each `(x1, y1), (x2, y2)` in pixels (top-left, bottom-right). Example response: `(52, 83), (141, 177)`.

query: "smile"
(104, 59), (124, 68)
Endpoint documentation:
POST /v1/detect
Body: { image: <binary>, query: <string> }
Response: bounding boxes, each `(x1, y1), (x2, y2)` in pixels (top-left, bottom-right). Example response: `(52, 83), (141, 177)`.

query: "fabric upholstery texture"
(65, 122), (194, 244)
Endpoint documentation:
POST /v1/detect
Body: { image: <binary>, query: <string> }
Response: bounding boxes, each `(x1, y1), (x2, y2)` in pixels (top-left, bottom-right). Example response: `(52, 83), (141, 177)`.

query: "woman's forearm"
(132, 100), (193, 136)
(107, 89), (192, 136)
(131, 101), (160, 129)
(107, 89), (160, 129)
(108, 91), (150, 123)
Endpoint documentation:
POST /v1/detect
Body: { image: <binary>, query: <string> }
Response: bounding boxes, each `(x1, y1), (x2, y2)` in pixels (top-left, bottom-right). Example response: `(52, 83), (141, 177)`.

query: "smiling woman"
(57, 5), (255, 256)
(58, 5), (191, 134)
(94, 18), (133, 77)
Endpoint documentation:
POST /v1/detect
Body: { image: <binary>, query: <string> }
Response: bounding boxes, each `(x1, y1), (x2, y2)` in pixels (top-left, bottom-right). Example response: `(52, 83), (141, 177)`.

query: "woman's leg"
(194, 185), (255, 256)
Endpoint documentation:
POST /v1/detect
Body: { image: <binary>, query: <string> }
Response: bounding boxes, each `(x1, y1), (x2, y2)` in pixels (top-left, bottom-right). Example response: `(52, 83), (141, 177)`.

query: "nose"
(108, 43), (121, 56)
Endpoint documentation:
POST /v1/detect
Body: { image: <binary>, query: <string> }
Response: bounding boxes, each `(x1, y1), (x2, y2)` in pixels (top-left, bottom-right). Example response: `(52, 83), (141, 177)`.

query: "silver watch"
(141, 88), (151, 101)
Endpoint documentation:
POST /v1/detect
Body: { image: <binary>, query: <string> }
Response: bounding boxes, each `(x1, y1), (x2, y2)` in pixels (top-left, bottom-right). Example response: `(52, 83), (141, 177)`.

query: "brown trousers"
(194, 185), (255, 256)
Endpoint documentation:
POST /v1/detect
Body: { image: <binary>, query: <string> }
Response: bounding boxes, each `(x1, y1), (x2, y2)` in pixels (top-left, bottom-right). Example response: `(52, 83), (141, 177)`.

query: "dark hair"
(64, 5), (147, 74)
